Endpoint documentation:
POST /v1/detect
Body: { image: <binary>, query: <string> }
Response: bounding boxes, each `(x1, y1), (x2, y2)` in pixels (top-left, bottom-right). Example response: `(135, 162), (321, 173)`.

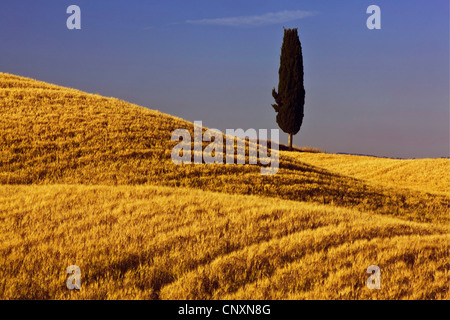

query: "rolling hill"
(296, 152), (450, 195)
(0, 72), (449, 299)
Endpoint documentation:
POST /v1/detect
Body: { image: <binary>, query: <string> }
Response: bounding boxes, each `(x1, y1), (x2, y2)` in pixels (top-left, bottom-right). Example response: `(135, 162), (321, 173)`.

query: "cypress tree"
(272, 28), (305, 151)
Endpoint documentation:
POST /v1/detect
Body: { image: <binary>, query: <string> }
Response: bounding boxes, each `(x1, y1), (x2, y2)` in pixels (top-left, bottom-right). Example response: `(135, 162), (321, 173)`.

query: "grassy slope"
(1, 185), (448, 299)
(295, 153), (450, 195)
(0, 73), (449, 299)
(0, 73), (448, 224)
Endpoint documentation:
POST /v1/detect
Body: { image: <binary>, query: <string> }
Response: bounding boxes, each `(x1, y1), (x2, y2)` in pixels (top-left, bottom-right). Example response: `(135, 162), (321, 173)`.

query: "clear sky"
(1, 0), (448, 158)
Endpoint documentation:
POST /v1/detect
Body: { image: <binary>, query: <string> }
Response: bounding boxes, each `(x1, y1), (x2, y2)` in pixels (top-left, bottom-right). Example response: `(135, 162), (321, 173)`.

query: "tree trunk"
(288, 133), (293, 151)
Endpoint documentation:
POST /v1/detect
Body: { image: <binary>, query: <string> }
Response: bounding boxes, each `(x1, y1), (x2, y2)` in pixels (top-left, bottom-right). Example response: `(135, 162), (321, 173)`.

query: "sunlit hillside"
(0, 184), (448, 300)
(296, 153), (450, 195)
(0, 73), (449, 300)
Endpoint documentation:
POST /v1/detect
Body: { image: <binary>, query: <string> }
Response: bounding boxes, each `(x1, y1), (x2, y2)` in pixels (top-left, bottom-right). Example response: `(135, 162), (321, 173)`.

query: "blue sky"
(0, 0), (448, 158)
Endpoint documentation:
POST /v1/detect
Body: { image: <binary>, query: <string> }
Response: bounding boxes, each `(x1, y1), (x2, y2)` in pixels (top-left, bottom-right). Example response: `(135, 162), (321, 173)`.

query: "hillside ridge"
(0, 72), (449, 225)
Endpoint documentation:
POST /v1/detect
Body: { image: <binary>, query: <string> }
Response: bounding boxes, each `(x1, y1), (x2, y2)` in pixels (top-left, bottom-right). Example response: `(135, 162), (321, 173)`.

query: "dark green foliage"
(272, 28), (305, 145)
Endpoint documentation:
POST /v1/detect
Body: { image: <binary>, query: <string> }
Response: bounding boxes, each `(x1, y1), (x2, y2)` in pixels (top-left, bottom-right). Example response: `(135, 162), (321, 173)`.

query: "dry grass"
(295, 153), (450, 195)
(0, 72), (449, 299)
(0, 185), (448, 299)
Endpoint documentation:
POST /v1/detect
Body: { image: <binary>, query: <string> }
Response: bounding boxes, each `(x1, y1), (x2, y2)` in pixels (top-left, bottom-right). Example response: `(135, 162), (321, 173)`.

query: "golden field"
(296, 152), (450, 195)
(0, 72), (449, 299)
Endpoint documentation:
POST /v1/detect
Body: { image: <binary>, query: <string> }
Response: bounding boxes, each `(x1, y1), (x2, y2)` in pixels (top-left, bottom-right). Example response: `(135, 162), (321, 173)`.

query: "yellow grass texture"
(0, 72), (449, 299)
(295, 153), (450, 195)
(0, 185), (448, 299)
